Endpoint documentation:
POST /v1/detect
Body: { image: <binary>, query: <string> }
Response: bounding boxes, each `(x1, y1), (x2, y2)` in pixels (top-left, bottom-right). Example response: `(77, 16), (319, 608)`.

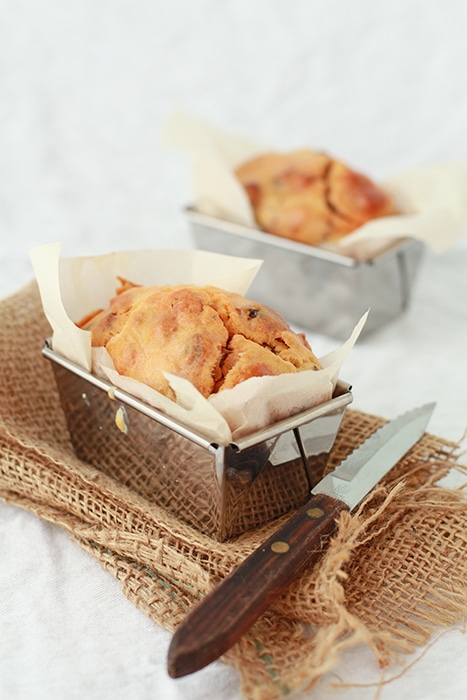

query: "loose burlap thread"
(1, 281), (467, 699)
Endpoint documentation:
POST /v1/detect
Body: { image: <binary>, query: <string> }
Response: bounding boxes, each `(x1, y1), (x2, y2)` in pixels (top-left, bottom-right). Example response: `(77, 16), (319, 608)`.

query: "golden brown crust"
(235, 149), (398, 246)
(77, 281), (322, 400)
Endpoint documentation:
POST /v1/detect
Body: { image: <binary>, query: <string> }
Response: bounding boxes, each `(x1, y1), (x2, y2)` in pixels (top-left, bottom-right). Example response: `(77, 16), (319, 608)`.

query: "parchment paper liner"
(30, 243), (364, 444)
(162, 111), (467, 261)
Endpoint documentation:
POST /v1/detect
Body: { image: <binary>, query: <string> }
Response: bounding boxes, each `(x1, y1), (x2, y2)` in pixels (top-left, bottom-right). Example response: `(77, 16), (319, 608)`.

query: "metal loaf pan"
(44, 344), (353, 541)
(185, 206), (425, 340)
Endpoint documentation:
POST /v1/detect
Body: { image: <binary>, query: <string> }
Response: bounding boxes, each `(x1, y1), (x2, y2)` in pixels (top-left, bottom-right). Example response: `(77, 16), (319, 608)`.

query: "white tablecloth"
(1, 2), (467, 699)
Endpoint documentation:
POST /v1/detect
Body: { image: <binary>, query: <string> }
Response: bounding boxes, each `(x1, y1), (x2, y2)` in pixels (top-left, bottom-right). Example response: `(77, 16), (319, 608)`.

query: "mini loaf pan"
(185, 206), (425, 340)
(44, 343), (353, 541)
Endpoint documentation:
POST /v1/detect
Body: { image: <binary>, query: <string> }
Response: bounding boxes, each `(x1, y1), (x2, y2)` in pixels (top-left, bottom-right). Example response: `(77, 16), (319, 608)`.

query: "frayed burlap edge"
(2, 435), (466, 700)
(1, 281), (467, 700)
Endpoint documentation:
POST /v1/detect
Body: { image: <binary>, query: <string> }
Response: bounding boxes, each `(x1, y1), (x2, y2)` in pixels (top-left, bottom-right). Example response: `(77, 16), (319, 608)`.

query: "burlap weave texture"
(1, 281), (467, 699)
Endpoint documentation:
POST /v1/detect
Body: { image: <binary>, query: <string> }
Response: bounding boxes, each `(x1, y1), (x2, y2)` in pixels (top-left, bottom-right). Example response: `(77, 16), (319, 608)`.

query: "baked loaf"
(77, 280), (322, 400)
(235, 149), (398, 246)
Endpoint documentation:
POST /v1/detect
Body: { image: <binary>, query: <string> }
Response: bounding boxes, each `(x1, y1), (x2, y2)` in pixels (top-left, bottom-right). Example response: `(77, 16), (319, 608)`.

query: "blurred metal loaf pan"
(185, 206), (425, 340)
(44, 344), (352, 541)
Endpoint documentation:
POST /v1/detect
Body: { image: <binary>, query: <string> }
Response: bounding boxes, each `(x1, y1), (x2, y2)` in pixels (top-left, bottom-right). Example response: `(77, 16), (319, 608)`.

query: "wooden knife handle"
(167, 492), (348, 678)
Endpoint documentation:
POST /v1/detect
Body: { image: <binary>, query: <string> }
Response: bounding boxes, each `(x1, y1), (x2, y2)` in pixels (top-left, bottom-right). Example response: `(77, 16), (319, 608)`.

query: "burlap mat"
(1, 281), (467, 699)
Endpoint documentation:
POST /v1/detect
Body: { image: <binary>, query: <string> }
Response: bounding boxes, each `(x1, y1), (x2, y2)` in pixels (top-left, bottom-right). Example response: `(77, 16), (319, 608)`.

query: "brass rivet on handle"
(306, 506), (325, 519)
(270, 541), (290, 554)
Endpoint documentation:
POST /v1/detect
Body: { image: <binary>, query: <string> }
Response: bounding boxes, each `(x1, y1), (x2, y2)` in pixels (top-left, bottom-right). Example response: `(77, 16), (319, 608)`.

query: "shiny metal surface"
(185, 207), (425, 340)
(312, 403), (435, 509)
(44, 345), (352, 540)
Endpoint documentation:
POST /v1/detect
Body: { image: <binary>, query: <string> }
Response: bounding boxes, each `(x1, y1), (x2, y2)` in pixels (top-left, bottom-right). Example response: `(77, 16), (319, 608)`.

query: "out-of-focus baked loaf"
(235, 149), (398, 246)
(77, 279), (322, 400)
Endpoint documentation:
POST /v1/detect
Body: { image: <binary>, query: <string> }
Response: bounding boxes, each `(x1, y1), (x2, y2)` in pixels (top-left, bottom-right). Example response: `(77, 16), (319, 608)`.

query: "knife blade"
(167, 402), (435, 678)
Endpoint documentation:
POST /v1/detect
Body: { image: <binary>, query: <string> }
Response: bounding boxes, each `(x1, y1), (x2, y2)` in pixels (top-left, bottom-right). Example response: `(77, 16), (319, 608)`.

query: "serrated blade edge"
(312, 403), (435, 510)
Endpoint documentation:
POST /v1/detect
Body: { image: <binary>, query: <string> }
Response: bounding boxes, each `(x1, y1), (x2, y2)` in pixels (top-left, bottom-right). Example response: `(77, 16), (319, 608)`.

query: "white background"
(1, 1), (467, 699)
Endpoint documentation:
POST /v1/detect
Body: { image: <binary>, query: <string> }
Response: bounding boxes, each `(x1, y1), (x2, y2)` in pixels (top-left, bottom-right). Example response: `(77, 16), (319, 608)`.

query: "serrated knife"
(167, 402), (435, 678)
